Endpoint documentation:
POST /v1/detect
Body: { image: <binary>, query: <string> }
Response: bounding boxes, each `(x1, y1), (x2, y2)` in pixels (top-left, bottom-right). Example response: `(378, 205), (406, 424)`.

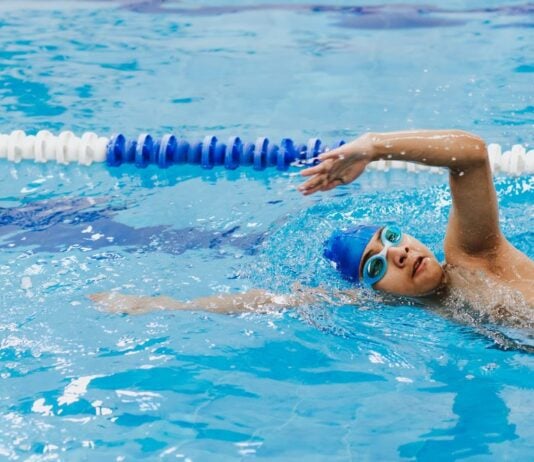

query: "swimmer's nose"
(388, 246), (410, 268)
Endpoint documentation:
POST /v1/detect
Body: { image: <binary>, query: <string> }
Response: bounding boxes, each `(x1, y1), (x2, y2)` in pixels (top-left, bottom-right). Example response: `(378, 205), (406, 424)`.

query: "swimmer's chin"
(375, 264), (448, 300)
(416, 268), (449, 299)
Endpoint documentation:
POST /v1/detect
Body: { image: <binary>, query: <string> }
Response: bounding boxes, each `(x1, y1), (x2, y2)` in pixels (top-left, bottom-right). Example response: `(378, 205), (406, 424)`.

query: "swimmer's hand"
(298, 134), (374, 195)
(89, 292), (187, 315)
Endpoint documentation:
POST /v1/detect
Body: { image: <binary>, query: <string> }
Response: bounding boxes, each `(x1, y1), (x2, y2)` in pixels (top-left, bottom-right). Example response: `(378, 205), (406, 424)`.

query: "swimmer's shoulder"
(444, 262), (534, 311)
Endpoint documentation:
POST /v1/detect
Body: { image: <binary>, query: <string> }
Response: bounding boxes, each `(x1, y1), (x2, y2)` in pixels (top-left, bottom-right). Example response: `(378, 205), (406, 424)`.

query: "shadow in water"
(0, 197), (267, 255)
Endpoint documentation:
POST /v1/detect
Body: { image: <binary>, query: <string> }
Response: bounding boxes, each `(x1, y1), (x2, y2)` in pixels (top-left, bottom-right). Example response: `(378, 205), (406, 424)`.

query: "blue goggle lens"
(367, 257), (385, 279)
(382, 225), (402, 245)
(362, 225), (403, 285)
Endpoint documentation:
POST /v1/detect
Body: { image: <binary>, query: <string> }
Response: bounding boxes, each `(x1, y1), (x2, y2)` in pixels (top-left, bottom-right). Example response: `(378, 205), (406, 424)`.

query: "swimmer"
(91, 130), (534, 327)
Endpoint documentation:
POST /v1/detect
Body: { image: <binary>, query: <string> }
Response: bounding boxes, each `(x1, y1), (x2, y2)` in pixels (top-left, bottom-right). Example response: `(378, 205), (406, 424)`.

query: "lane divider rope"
(0, 130), (532, 174)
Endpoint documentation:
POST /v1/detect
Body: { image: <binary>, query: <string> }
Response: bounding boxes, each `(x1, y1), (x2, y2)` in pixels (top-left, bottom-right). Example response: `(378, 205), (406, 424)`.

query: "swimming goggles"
(362, 225), (403, 286)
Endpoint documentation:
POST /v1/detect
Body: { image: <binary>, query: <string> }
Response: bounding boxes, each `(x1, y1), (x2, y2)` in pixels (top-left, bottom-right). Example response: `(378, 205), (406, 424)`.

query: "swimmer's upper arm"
(444, 137), (503, 256)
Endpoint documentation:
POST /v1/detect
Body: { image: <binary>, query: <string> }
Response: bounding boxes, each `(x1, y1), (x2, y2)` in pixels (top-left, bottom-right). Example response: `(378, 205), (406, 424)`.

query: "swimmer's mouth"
(412, 256), (424, 277)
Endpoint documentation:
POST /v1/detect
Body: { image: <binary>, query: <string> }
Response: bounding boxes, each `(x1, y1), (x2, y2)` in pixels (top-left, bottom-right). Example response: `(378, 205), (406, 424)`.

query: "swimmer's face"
(360, 230), (444, 297)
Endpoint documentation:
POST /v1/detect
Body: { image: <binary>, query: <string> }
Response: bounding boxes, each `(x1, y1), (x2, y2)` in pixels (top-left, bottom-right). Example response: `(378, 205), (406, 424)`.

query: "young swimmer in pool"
(91, 130), (534, 326)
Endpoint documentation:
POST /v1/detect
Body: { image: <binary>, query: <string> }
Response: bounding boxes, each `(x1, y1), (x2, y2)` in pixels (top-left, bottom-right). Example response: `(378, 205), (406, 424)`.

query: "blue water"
(0, 1), (533, 460)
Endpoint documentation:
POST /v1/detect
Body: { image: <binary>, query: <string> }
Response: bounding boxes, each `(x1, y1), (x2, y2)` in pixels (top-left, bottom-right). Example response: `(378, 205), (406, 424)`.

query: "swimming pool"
(0, 1), (533, 460)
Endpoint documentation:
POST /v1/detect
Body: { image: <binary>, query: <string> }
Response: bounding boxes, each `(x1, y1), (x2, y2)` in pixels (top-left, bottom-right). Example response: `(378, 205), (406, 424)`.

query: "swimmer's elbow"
(452, 130), (488, 163)
(443, 130), (488, 171)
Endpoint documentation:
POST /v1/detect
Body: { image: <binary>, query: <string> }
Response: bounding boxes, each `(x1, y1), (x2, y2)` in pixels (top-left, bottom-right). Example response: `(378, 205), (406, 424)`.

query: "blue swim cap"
(324, 225), (380, 282)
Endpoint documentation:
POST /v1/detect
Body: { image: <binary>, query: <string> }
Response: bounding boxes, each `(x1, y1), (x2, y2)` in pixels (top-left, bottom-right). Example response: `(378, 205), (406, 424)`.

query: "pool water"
(0, 1), (533, 460)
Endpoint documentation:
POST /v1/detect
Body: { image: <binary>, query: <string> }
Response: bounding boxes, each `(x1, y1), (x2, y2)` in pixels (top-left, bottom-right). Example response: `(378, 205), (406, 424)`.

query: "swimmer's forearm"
(368, 130), (487, 170)
(180, 290), (297, 314)
(191, 287), (356, 313)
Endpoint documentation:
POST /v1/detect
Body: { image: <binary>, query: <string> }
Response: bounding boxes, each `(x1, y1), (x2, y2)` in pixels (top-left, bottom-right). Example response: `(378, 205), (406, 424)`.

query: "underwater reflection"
(119, 1), (533, 30)
(398, 358), (518, 460)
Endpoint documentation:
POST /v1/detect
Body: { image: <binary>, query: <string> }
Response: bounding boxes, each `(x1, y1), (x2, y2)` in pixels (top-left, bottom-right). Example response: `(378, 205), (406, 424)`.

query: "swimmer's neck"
(412, 286), (449, 308)
(411, 263), (533, 313)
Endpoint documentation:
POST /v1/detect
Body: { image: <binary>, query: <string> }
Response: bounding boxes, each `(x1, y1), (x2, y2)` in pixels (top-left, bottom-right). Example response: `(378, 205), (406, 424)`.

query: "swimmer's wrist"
(362, 132), (381, 162)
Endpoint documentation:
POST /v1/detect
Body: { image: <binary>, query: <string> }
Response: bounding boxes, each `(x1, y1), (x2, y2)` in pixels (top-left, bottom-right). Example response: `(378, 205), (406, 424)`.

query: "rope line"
(0, 130), (532, 174)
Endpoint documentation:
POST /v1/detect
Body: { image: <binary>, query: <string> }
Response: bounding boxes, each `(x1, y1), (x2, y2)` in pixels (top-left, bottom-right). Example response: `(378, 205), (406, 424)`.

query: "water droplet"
(21, 276), (32, 290)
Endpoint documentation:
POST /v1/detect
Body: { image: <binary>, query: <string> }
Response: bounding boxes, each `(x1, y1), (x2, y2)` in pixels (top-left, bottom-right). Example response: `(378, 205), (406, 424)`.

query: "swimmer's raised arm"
(299, 130), (501, 255)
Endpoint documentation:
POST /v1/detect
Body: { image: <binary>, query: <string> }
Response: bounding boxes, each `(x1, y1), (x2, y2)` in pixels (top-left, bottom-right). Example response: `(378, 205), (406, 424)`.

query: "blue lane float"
(105, 134), (346, 171)
(0, 130), (532, 174)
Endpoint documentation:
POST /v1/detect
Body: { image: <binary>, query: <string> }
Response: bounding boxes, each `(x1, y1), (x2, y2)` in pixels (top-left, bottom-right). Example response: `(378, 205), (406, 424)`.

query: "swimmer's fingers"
(301, 177), (343, 195)
(300, 165), (323, 177)
(302, 185), (325, 196)
(298, 174), (325, 194)
(320, 181), (343, 192)
(88, 292), (154, 315)
(317, 149), (343, 162)
(299, 174), (342, 195)
(300, 158), (333, 177)
(299, 159), (334, 193)
(300, 183), (324, 196)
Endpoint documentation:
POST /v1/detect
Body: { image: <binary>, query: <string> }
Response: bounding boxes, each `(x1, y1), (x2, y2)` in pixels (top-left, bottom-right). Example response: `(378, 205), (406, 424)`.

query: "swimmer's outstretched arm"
(89, 285), (348, 315)
(299, 130), (502, 255)
(89, 290), (288, 315)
